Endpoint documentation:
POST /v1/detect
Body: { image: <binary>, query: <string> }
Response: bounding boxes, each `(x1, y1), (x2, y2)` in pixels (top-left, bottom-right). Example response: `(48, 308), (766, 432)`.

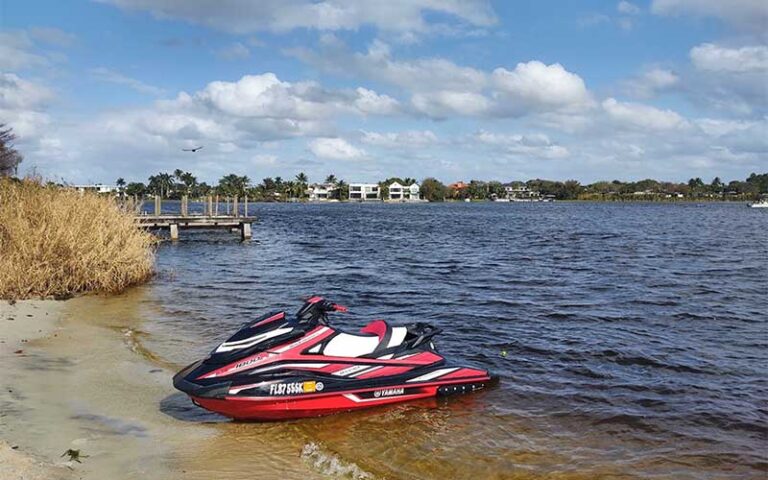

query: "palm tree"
(178, 171), (198, 196)
(148, 172), (174, 197)
(325, 174), (337, 185)
(335, 179), (348, 200)
(283, 180), (296, 201)
(295, 172), (309, 199)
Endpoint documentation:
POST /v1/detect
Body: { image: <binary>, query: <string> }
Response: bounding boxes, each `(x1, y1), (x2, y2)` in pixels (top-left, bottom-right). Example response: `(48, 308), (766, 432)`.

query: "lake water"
(140, 202), (767, 479)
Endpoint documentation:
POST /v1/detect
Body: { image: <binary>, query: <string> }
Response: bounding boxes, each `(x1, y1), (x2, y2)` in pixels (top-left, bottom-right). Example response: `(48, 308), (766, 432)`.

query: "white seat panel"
(323, 333), (380, 357)
(387, 327), (408, 348)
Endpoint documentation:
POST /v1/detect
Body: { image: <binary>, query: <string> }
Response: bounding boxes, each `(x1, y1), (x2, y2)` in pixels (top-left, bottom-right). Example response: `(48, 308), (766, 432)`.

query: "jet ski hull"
(187, 374), (496, 421)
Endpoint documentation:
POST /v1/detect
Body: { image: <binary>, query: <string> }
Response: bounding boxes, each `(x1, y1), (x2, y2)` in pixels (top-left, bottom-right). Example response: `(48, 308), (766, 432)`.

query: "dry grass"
(0, 178), (156, 300)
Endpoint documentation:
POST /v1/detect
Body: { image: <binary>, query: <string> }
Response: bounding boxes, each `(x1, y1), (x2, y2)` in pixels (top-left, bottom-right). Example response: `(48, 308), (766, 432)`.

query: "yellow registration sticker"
(302, 381), (317, 393)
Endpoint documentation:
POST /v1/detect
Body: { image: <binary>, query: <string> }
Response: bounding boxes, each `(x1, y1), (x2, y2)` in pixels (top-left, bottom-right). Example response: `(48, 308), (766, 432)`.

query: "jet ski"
(173, 296), (497, 420)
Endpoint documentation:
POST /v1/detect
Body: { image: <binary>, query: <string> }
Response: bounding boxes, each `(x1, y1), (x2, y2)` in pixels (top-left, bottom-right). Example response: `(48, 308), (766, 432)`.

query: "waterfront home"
(308, 183), (338, 201)
(449, 181), (468, 192)
(349, 183), (380, 201)
(388, 181), (421, 201)
(504, 185), (541, 201)
(71, 184), (120, 194)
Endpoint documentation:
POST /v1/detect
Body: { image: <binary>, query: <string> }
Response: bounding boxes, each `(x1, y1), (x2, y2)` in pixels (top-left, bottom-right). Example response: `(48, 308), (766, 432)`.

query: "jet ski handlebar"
(295, 296), (348, 325)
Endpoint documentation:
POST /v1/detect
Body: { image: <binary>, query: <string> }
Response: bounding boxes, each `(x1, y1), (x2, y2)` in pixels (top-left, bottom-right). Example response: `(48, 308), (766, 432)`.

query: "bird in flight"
(182, 146), (204, 152)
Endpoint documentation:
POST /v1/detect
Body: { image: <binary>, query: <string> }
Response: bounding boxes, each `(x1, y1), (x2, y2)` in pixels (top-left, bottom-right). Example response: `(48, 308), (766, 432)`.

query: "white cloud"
(625, 67), (679, 98)
(290, 40), (596, 120)
(90, 67), (165, 96)
(309, 137), (366, 160)
(491, 61), (593, 113)
(98, 0), (497, 34)
(695, 118), (761, 137)
(0, 73), (53, 139)
(188, 73), (395, 120)
(602, 98), (688, 130)
(0, 32), (49, 70)
(651, 0), (768, 33)
(0, 73), (53, 109)
(0, 29), (76, 72)
(685, 44), (767, 114)
(617, 1), (641, 15)
(690, 43), (768, 73)
(412, 90), (491, 117)
(251, 154), (278, 166)
(215, 42), (251, 60)
(353, 87), (400, 115)
(472, 130), (570, 159)
(360, 129), (437, 148)
(288, 37), (488, 93)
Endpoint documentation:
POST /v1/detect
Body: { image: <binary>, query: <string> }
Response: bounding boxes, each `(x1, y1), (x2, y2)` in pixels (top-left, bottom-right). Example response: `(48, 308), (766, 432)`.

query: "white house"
(349, 183), (380, 201)
(504, 185), (540, 201)
(388, 181), (421, 201)
(308, 183), (338, 201)
(71, 184), (120, 194)
(388, 181), (404, 200)
(406, 183), (421, 201)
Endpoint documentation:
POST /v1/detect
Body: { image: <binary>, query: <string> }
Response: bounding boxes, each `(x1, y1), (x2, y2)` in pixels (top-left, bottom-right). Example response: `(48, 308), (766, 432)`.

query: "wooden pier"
(135, 195), (256, 240)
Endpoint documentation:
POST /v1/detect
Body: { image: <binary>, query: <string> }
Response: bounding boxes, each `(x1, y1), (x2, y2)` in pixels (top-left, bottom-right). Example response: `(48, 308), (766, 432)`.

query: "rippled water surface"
(141, 202), (767, 479)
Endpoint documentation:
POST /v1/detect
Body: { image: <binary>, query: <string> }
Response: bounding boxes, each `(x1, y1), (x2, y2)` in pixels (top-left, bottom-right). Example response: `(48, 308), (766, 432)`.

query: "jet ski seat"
(321, 320), (409, 358)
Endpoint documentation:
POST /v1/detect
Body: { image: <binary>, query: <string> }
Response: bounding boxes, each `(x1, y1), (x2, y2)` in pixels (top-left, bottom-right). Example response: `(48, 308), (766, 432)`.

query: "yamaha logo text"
(373, 388), (405, 398)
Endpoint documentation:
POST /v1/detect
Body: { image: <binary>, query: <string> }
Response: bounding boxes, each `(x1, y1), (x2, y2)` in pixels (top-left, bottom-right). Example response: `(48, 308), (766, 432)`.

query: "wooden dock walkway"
(135, 195), (256, 240)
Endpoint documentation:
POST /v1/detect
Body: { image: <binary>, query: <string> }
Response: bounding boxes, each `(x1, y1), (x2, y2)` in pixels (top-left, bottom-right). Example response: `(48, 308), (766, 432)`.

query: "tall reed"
(0, 178), (156, 299)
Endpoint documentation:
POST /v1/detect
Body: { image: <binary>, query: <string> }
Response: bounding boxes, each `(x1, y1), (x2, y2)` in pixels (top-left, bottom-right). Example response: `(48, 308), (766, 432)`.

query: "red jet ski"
(173, 296), (497, 420)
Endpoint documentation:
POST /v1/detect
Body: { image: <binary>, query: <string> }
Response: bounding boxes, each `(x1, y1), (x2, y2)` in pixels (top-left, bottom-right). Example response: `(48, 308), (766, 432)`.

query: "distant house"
(388, 181), (421, 201)
(389, 181), (404, 200)
(349, 183), (380, 201)
(71, 184), (120, 194)
(664, 192), (684, 198)
(406, 183), (421, 201)
(504, 185), (540, 201)
(449, 181), (468, 192)
(308, 183), (338, 201)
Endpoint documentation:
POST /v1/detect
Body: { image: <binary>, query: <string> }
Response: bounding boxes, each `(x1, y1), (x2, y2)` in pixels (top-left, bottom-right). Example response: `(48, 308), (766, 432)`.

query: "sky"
(0, 0), (766, 185)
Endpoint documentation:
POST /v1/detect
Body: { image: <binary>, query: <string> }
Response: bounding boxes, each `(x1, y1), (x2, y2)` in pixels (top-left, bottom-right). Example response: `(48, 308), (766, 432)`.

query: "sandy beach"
(1, 301), (73, 479)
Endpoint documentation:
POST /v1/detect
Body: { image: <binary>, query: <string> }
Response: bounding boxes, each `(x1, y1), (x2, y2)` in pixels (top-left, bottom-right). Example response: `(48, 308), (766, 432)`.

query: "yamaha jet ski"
(173, 296), (497, 420)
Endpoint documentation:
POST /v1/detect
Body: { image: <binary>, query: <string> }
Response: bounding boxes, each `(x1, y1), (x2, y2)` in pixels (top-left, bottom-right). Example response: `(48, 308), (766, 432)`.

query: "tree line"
(118, 170), (768, 202)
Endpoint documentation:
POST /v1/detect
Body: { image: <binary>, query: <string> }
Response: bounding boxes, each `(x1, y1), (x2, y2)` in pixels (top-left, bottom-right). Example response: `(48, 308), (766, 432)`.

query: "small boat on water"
(748, 197), (768, 208)
(173, 296), (496, 420)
